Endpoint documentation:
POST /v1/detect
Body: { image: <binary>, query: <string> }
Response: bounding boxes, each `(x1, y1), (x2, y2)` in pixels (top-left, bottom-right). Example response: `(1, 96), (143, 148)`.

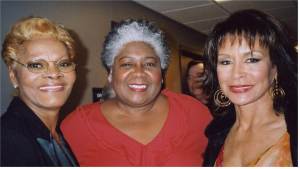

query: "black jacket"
(1, 97), (78, 166)
(203, 110), (298, 166)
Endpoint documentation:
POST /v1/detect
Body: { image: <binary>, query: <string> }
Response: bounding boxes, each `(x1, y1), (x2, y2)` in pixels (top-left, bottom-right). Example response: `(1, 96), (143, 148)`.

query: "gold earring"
(214, 89), (231, 107)
(272, 77), (285, 99)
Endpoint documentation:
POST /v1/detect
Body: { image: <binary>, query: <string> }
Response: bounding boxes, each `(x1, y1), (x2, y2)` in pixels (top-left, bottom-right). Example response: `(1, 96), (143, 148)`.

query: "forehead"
(189, 63), (204, 74)
(20, 38), (68, 60)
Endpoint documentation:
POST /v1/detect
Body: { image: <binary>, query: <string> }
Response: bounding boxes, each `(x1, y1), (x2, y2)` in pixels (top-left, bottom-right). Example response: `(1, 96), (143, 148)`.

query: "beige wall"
(1, 1), (207, 114)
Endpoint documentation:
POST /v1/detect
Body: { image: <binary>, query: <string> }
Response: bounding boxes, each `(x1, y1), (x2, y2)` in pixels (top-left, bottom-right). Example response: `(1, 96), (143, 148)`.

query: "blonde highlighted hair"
(2, 16), (75, 66)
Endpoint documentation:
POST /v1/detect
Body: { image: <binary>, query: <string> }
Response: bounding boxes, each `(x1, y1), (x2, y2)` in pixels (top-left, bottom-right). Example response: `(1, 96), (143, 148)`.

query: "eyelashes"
(217, 57), (261, 65)
(246, 58), (261, 63)
(119, 62), (158, 69)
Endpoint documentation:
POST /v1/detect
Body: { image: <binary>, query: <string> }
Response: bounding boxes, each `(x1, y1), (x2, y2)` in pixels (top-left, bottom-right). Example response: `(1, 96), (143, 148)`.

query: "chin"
(128, 100), (151, 107)
(46, 102), (64, 109)
(231, 100), (251, 106)
(42, 98), (66, 109)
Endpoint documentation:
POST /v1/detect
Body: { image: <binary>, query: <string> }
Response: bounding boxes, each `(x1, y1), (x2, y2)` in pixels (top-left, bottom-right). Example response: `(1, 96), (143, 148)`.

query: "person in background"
(184, 60), (209, 105)
(202, 9), (297, 166)
(61, 19), (211, 166)
(1, 16), (78, 166)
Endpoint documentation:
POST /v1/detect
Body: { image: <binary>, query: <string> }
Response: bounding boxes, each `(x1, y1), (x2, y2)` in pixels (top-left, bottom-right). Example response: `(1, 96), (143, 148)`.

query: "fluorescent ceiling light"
(214, 0), (231, 2)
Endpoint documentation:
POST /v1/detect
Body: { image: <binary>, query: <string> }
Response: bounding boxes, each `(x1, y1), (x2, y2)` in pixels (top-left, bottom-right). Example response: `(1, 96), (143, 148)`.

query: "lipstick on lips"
(229, 85), (253, 93)
(39, 85), (64, 92)
(128, 84), (147, 92)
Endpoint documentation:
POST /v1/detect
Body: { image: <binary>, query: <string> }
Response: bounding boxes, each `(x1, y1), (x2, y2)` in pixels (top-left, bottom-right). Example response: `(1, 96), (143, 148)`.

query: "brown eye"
(144, 62), (156, 67)
(120, 63), (133, 68)
(218, 60), (231, 65)
(27, 62), (44, 70)
(58, 59), (76, 72)
(246, 58), (260, 63)
(58, 60), (74, 68)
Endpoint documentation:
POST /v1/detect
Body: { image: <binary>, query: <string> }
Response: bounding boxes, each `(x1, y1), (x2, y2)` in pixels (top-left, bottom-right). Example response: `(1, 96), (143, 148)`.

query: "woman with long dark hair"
(203, 9), (297, 166)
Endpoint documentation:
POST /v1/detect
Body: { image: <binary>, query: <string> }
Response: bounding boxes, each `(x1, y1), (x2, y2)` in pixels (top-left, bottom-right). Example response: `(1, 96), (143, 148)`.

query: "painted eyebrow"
(118, 55), (158, 61)
(144, 56), (159, 60)
(29, 55), (69, 62)
(218, 50), (263, 58)
(217, 53), (231, 59)
(117, 56), (133, 62)
(244, 51), (265, 57)
(218, 53), (229, 57)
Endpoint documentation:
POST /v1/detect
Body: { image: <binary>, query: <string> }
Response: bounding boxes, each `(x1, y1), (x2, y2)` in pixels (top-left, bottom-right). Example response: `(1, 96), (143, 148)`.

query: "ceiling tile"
(247, 0), (296, 10)
(265, 7), (298, 20)
(165, 4), (228, 23)
(187, 16), (226, 33)
(217, 1), (256, 12)
(218, 0), (296, 12)
(133, 0), (297, 38)
(134, 0), (212, 13)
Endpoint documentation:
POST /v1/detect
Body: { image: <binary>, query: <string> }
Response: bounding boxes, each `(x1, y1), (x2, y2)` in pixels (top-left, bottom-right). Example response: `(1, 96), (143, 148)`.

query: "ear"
(8, 66), (19, 88)
(271, 65), (278, 81)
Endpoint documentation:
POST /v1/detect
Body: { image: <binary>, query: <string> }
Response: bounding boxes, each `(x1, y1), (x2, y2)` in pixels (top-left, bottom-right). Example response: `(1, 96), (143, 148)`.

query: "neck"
(114, 95), (162, 118)
(34, 109), (59, 132)
(233, 94), (278, 131)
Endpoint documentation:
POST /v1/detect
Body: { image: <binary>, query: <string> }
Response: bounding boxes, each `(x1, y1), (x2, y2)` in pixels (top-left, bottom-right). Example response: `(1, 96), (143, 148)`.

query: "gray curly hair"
(101, 19), (170, 71)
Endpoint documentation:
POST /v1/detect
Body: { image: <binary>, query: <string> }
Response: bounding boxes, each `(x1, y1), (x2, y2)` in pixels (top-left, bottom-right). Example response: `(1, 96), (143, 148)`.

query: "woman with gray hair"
(61, 19), (211, 166)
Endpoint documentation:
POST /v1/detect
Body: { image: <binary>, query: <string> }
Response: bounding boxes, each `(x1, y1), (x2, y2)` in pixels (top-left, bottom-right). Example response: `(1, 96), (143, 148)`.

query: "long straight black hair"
(203, 9), (297, 116)
(203, 9), (298, 166)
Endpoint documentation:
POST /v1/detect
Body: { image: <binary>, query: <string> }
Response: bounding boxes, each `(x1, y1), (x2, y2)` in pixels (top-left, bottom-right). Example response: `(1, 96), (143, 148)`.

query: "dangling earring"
(272, 76), (285, 99)
(108, 70), (112, 83)
(214, 89), (231, 107)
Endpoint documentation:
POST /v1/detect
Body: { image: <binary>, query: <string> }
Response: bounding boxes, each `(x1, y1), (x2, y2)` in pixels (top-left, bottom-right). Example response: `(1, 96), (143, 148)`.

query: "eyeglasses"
(10, 57), (76, 73)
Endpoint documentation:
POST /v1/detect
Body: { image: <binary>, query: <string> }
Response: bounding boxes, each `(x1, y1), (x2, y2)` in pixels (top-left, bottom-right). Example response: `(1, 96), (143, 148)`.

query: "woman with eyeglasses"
(1, 16), (78, 166)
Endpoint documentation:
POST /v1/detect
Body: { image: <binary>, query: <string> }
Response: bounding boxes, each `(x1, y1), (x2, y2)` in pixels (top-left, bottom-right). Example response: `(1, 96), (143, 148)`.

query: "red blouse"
(61, 89), (212, 166)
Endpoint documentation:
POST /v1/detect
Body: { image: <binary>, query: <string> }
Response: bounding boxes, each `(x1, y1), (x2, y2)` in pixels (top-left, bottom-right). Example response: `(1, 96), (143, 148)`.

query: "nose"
(232, 62), (245, 79)
(43, 64), (63, 79)
(132, 64), (146, 76)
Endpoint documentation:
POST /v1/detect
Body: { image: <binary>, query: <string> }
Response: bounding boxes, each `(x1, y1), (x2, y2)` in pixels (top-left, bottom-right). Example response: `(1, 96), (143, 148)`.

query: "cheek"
(149, 70), (162, 83)
(66, 72), (76, 85)
(249, 65), (272, 82)
(112, 70), (126, 83)
(16, 70), (37, 87)
(111, 70), (128, 91)
(216, 68), (228, 84)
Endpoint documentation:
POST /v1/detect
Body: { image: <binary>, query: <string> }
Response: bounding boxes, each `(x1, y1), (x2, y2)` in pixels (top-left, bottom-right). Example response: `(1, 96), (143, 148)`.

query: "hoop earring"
(214, 89), (231, 107)
(272, 77), (285, 99)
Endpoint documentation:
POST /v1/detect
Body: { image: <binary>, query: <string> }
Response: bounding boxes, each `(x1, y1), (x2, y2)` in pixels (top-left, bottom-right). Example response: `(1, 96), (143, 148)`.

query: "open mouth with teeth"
(39, 85), (64, 92)
(128, 84), (147, 92)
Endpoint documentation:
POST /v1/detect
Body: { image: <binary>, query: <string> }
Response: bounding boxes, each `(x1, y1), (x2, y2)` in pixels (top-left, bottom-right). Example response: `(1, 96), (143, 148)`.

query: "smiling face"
(216, 35), (276, 107)
(111, 41), (162, 107)
(9, 38), (76, 112)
